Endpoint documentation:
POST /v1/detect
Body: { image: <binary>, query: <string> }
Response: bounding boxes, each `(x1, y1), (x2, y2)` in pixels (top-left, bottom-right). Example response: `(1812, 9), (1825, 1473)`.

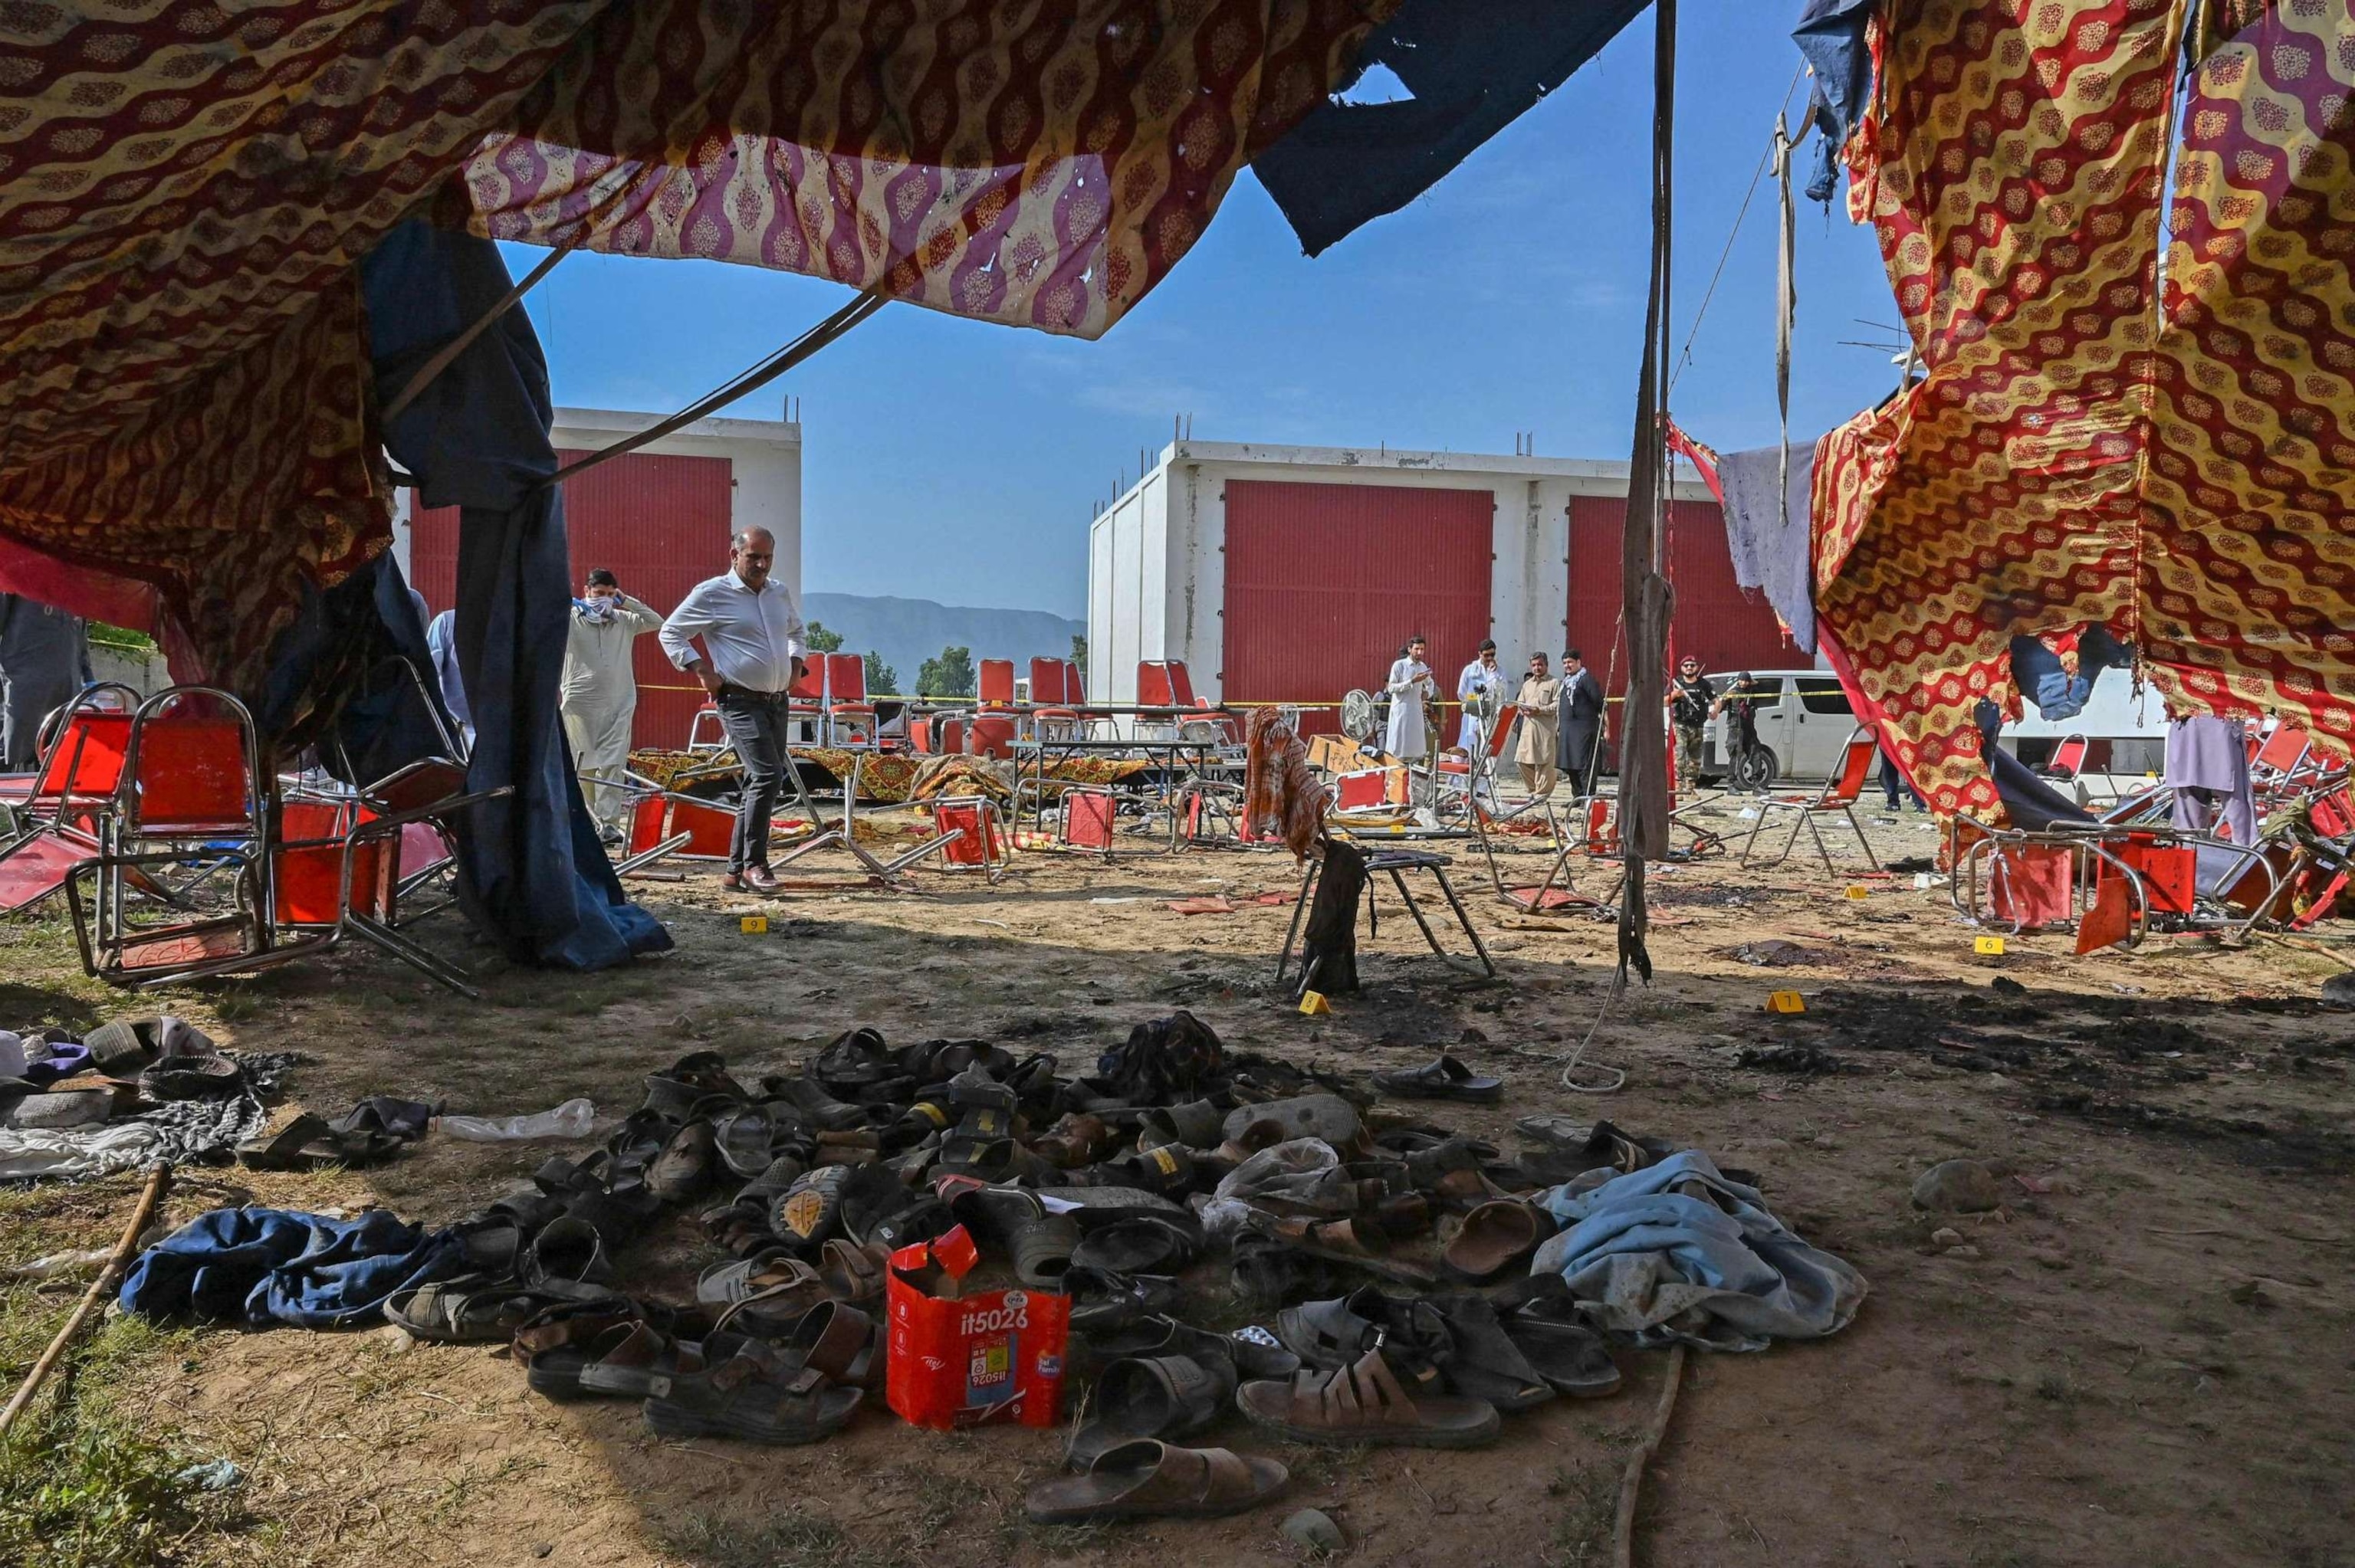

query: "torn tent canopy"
(1805, 0), (2355, 821)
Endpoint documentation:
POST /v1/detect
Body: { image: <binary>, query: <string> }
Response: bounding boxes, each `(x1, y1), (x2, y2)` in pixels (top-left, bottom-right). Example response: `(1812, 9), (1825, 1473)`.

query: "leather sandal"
(1236, 1347), (1500, 1448)
(1371, 1054), (1503, 1102)
(1442, 1199), (1554, 1283)
(1068, 1353), (1236, 1467)
(640, 1344), (862, 1446)
(1026, 1439), (1289, 1524)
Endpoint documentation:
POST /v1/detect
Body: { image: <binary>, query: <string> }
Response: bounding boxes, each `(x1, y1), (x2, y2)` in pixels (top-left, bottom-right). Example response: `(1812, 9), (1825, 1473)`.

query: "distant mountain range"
(800, 592), (1083, 695)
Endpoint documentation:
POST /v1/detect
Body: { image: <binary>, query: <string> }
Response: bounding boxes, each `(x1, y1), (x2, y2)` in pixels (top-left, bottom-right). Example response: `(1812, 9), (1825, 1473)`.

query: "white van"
(1700, 664), (2169, 788)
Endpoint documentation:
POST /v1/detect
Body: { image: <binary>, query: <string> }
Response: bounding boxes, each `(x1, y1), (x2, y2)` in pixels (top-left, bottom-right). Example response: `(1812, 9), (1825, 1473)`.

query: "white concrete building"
(1085, 439), (1773, 709)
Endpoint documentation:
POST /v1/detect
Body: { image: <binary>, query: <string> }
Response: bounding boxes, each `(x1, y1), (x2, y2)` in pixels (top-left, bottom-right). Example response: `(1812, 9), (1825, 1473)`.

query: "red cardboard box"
(885, 1225), (1069, 1429)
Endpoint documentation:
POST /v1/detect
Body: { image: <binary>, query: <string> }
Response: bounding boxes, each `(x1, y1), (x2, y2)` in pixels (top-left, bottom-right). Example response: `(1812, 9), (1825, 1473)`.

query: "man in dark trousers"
(1668, 654), (1717, 789)
(1555, 648), (1605, 799)
(0, 594), (93, 770)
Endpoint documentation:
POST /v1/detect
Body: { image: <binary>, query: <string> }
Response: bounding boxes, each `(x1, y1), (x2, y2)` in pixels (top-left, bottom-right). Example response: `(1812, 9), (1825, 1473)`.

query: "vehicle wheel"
(1734, 745), (1779, 792)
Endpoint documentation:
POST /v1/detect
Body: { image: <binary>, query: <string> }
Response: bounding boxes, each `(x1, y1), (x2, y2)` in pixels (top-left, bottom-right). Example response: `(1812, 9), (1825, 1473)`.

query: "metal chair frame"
(1739, 727), (1881, 874)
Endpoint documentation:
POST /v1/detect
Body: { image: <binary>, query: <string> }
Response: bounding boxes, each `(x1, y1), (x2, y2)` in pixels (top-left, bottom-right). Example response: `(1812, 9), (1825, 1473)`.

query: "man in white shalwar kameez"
(560, 568), (664, 838)
(1384, 635), (1436, 762)
(1455, 639), (1505, 753)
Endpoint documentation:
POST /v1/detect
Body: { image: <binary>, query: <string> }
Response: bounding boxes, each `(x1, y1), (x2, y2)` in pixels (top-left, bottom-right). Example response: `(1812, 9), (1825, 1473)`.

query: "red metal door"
(406, 451), (734, 750)
(1566, 494), (1798, 676)
(1221, 481), (1493, 736)
(1566, 494), (1801, 762)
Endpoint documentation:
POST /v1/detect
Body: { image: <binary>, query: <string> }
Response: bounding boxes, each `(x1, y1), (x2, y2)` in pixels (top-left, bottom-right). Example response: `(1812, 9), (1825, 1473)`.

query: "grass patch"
(0, 1402), (231, 1568)
(1545, 1459), (1620, 1568)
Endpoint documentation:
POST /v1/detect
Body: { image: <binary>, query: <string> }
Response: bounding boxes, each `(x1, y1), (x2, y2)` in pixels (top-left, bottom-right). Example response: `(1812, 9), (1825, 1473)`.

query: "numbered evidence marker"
(1299, 991), (1332, 1016)
(740, 914), (769, 934)
(1975, 935), (2006, 956)
(1765, 991), (1806, 1014)
(1844, 884), (1871, 900)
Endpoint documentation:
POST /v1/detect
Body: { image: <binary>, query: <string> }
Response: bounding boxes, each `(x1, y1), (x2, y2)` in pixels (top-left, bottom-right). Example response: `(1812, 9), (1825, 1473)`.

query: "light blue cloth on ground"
(1529, 1149), (1867, 1351)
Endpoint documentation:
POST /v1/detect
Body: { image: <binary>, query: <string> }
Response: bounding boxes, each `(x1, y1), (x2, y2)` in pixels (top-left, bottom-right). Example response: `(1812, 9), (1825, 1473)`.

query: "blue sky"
(504, 8), (1903, 621)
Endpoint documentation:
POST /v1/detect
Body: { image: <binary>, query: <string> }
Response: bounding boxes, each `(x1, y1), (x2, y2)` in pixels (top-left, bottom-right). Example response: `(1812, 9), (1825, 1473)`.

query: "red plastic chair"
(965, 715), (1017, 759)
(977, 658), (1017, 710)
(1738, 727), (1881, 874)
(1028, 657), (1079, 741)
(787, 657), (826, 745)
(1061, 787), (1118, 852)
(2039, 733), (2090, 781)
(931, 795), (1009, 881)
(823, 653), (877, 748)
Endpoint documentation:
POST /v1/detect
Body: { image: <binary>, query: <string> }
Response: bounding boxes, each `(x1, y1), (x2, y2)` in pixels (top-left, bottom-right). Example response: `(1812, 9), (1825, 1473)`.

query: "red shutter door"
(406, 451), (734, 750)
(1222, 481), (1493, 736)
(1566, 495), (1798, 679)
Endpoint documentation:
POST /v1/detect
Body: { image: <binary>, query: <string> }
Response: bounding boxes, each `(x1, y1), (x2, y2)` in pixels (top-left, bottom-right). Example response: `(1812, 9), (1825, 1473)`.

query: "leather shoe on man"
(742, 864), (779, 894)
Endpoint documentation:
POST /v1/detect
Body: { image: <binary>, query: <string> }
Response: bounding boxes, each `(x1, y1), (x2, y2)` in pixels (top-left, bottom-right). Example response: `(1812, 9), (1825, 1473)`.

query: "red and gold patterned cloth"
(1813, 0), (2355, 817)
(0, 1), (1395, 687)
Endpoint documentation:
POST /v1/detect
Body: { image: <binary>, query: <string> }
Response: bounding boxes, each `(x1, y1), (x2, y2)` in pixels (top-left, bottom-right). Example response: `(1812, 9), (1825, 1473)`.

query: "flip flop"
(1068, 1353), (1237, 1468)
(1236, 1347), (1500, 1449)
(1371, 1055), (1504, 1103)
(1065, 1268), (1186, 1336)
(813, 1026), (897, 1088)
(1025, 1440), (1289, 1524)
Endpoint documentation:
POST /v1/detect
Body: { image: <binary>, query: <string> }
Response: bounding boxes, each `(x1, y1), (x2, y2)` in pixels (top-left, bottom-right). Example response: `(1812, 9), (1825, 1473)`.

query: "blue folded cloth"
(120, 1206), (461, 1330)
(1530, 1150), (1868, 1352)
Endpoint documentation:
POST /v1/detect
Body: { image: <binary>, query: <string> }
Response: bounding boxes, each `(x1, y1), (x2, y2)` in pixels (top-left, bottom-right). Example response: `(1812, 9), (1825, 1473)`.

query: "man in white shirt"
(560, 568), (664, 840)
(1383, 635), (1434, 762)
(659, 528), (806, 892)
(1454, 639), (1504, 753)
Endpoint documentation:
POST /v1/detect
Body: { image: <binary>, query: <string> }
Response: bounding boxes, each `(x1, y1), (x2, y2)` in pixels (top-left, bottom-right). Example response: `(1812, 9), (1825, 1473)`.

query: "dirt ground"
(5, 795), (2353, 1568)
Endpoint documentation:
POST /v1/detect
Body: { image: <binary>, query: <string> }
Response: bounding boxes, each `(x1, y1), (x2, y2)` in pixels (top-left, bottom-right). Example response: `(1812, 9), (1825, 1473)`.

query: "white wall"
(1113, 441), (1706, 702)
(386, 408), (803, 597)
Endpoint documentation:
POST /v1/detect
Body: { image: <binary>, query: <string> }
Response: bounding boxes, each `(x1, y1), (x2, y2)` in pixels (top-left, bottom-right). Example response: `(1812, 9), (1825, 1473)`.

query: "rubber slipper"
(760, 1074), (883, 1133)
(714, 1104), (808, 1180)
(698, 1249), (821, 1307)
(522, 1215), (617, 1298)
(1068, 1353), (1236, 1468)
(1236, 1347), (1500, 1449)
(1082, 1314), (1300, 1382)
(1220, 1094), (1361, 1147)
(641, 1345), (862, 1446)
(1135, 1099), (1223, 1152)
(1443, 1199), (1554, 1283)
(1274, 1294), (1382, 1371)
(1371, 1055), (1503, 1103)
(813, 1026), (896, 1088)
(142, 1053), (241, 1102)
(1033, 1112), (1118, 1168)
(646, 1120), (721, 1202)
(1068, 1216), (1197, 1276)
(1504, 1301), (1622, 1398)
(642, 1051), (747, 1118)
(770, 1164), (856, 1247)
(1230, 1235), (1357, 1308)
(237, 1111), (400, 1171)
(1426, 1291), (1554, 1412)
(866, 1193), (956, 1251)
(944, 1182), (1079, 1289)
(1101, 1143), (1197, 1196)
(1065, 1268), (1185, 1336)
(1026, 1438), (1289, 1524)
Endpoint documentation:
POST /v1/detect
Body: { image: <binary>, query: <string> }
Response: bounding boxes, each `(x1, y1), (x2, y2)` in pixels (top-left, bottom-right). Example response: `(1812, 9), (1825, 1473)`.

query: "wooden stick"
(0, 1162), (171, 1438)
(1613, 1342), (1687, 1568)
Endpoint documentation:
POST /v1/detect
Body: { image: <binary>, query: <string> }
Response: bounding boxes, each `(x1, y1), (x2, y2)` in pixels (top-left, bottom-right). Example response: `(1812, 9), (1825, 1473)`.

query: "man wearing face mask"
(560, 568), (663, 841)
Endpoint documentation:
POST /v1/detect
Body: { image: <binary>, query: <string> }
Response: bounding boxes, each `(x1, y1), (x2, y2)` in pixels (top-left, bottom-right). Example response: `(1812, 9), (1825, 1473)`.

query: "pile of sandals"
(373, 1013), (1644, 1522)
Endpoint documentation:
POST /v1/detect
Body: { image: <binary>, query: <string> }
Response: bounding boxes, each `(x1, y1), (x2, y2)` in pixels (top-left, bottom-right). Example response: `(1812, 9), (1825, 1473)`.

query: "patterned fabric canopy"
(1811, 0), (2355, 818)
(0, 1), (1396, 689)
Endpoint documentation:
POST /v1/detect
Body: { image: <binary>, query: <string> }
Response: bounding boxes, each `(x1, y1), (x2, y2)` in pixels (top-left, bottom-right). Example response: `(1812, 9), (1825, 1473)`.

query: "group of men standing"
(1379, 635), (1604, 799)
